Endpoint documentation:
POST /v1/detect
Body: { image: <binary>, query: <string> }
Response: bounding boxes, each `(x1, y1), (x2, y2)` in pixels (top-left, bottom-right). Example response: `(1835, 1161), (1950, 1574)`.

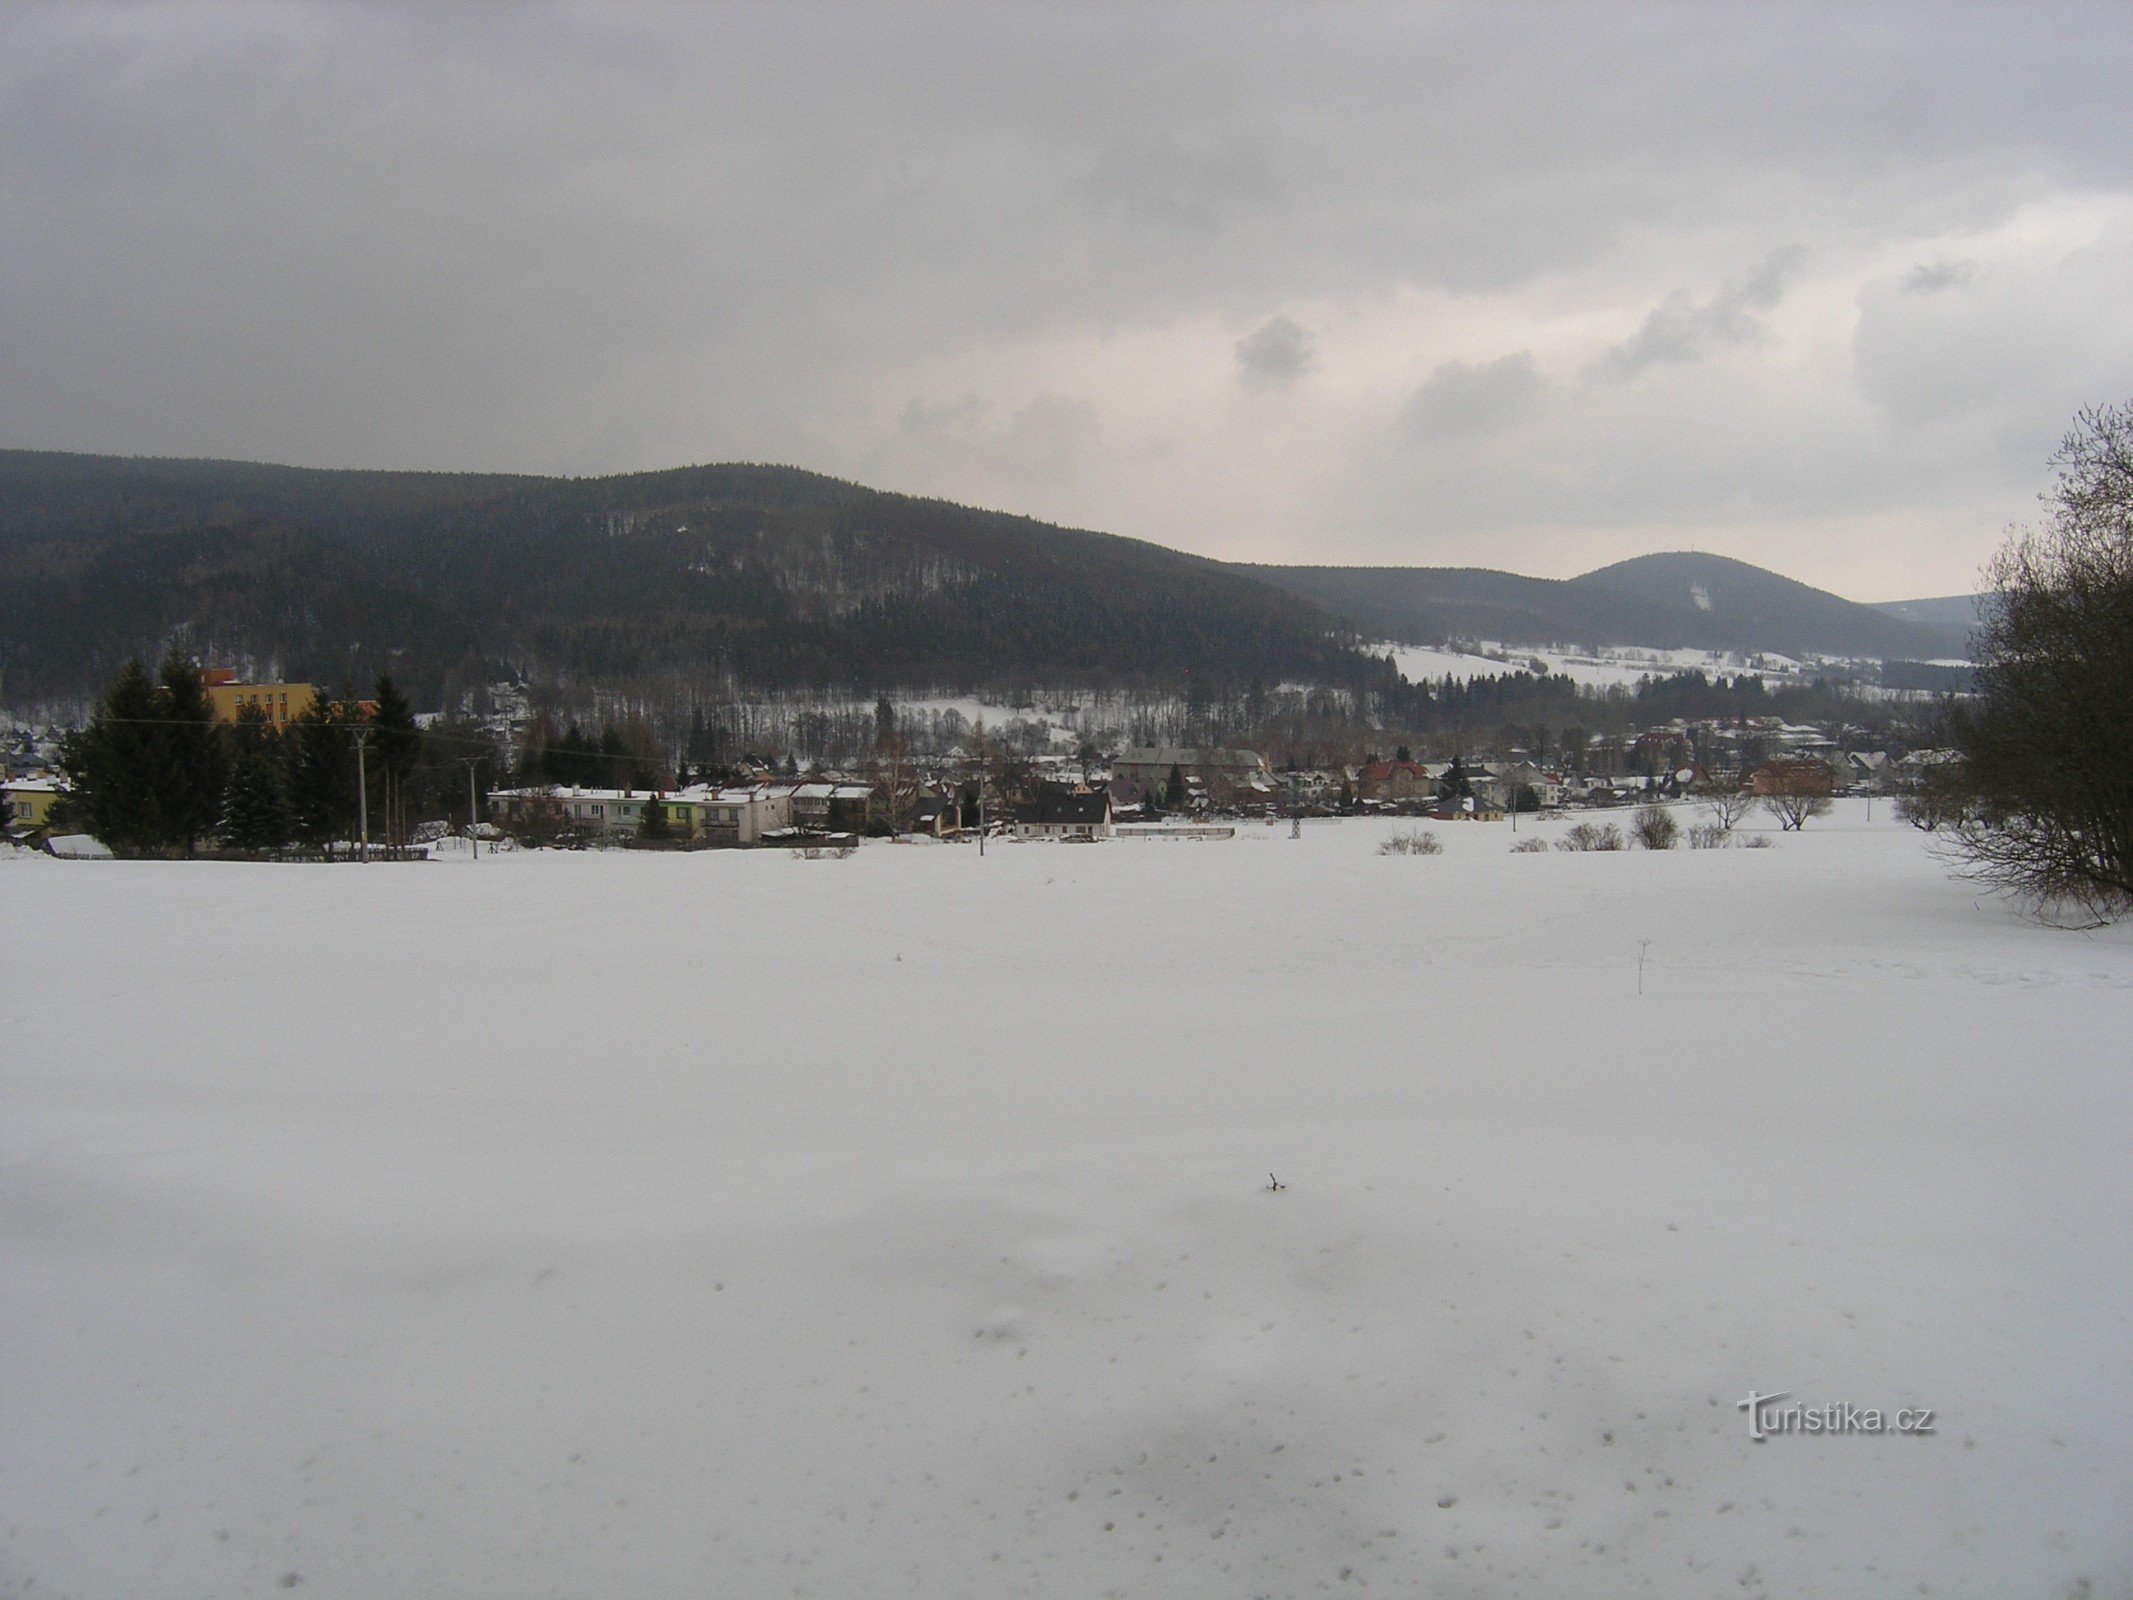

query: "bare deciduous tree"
(1760, 765), (1834, 832)
(1699, 787), (1753, 833)
(1949, 400), (2133, 922)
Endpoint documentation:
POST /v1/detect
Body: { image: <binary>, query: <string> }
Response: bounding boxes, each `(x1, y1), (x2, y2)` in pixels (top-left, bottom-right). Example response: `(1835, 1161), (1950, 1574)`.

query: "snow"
(1382, 641), (1806, 689)
(4, 806), (2128, 1597)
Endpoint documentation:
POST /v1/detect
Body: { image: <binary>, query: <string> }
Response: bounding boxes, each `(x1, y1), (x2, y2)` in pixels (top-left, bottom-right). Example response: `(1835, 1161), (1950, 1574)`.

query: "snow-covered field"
(4, 808), (2128, 1599)
(1383, 641), (1804, 689)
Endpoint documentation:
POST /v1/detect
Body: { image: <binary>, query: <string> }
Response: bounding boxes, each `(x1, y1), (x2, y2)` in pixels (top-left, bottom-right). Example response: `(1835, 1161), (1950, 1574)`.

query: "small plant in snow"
(1556, 821), (1626, 852)
(1380, 828), (1443, 855)
(1510, 837), (1550, 853)
(1687, 822), (1730, 850)
(1631, 804), (1681, 850)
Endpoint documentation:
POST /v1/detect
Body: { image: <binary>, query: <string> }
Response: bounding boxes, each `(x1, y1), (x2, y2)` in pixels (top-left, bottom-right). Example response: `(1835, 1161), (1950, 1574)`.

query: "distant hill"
(1872, 593), (1986, 641)
(0, 450), (1372, 704)
(1246, 551), (1973, 661)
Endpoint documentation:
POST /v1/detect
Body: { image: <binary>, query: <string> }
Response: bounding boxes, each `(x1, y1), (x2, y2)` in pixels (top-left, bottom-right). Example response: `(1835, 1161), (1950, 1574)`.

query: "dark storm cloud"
(3, 2), (2131, 595)
(1235, 316), (1315, 393)
(1903, 260), (1980, 294)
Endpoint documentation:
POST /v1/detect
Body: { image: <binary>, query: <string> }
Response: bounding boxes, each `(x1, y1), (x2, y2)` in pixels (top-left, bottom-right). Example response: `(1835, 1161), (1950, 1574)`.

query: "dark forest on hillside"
(0, 451), (1376, 706)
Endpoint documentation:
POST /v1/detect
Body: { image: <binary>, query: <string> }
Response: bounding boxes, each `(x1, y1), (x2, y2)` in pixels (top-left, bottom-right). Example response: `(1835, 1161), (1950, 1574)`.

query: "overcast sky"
(6, 2), (2130, 599)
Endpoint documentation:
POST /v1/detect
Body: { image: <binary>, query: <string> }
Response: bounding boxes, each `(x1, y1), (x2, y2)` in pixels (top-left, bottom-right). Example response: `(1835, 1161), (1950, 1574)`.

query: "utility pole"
(1290, 771), (1301, 839)
(353, 727), (372, 863)
(459, 756), (484, 859)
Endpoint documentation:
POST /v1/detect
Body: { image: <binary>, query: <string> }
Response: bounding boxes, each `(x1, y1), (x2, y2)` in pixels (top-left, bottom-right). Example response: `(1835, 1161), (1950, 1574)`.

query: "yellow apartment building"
(203, 669), (318, 729)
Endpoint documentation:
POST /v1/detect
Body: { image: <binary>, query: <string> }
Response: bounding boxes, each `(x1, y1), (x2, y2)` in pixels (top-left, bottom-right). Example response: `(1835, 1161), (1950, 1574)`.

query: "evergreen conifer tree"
(62, 658), (164, 854)
(287, 702), (358, 846)
(154, 653), (226, 855)
(371, 673), (420, 844)
(219, 706), (293, 854)
(638, 791), (669, 843)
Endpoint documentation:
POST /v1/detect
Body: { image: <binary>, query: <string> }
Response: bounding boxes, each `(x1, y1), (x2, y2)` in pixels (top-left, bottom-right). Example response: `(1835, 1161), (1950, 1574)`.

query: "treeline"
(59, 654), (504, 856)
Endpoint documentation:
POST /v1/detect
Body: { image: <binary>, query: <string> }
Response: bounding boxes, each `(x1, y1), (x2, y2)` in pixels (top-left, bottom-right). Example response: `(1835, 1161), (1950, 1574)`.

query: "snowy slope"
(1383, 640), (1804, 689)
(2, 811), (2128, 1598)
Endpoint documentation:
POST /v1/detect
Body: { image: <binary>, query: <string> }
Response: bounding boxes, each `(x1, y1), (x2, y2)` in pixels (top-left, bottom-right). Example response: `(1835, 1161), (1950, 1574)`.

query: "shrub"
(1687, 822), (1729, 850)
(1631, 804), (1681, 850)
(1510, 837), (1550, 853)
(1380, 828), (1443, 855)
(1742, 833), (1775, 849)
(1556, 821), (1626, 852)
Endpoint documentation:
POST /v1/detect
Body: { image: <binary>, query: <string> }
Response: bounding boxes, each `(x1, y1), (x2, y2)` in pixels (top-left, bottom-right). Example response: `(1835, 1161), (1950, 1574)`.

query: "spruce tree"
(599, 724), (634, 789)
(287, 702), (358, 847)
(371, 673), (420, 844)
(219, 707), (293, 854)
(154, 653), (226, 855)
(638, 791), (670, 843)
(62, 659), (164, 854)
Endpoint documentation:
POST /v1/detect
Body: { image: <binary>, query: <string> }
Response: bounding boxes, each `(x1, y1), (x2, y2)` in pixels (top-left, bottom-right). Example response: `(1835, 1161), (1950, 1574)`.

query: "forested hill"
(1246, 550), (1972, 661)
(0, 451), (1374, 704)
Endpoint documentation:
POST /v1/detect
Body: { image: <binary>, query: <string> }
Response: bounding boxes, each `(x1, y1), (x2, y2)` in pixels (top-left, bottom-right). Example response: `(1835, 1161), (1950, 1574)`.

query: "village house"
(1110, 746), (1271, 805)
(657, 782), (794, 844)
(487, 785), (649, 838)
(792, 782), (877, 833)
(1357, 757), (1434, 803)
(1011, 785), (1113, 841)
(1749, 757), (1839, 797)
(910, 794), (963, 837)
(3, 774), (65, 836)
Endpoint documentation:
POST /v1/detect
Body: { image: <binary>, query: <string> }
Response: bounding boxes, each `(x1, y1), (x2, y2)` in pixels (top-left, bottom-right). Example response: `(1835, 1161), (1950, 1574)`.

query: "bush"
(1631, 804), (1680, 850)
(1742, 833), (1775, 849)
(1556, 821), (1625, 852)
(1510, 837), (1550, 853)
(1380, 828), (1443, 855)
(1687, 822), (1729, 849)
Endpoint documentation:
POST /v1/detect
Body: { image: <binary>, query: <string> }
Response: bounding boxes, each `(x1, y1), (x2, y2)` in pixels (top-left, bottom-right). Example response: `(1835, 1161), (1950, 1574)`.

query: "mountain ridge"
(2, 448), (1978, 707)
(1244, 550), (1974, 661)
(0, 449), (1375, 705)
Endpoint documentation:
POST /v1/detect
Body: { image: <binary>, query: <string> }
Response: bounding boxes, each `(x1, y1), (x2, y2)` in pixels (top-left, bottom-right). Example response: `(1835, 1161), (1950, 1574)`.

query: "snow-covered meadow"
(1381, 640), (1806, 690)
(4, 807), (2128, 1598)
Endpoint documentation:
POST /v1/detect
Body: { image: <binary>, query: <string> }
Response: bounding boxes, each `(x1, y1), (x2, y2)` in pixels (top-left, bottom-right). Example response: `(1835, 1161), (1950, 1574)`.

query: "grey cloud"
(1235, 315), (1315, 392)
(1, 3), (2129, 597)
(1903, 259), (1979, 293)
(1586, 249), (1806, 382)
(1404, 353), (1545, 440)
